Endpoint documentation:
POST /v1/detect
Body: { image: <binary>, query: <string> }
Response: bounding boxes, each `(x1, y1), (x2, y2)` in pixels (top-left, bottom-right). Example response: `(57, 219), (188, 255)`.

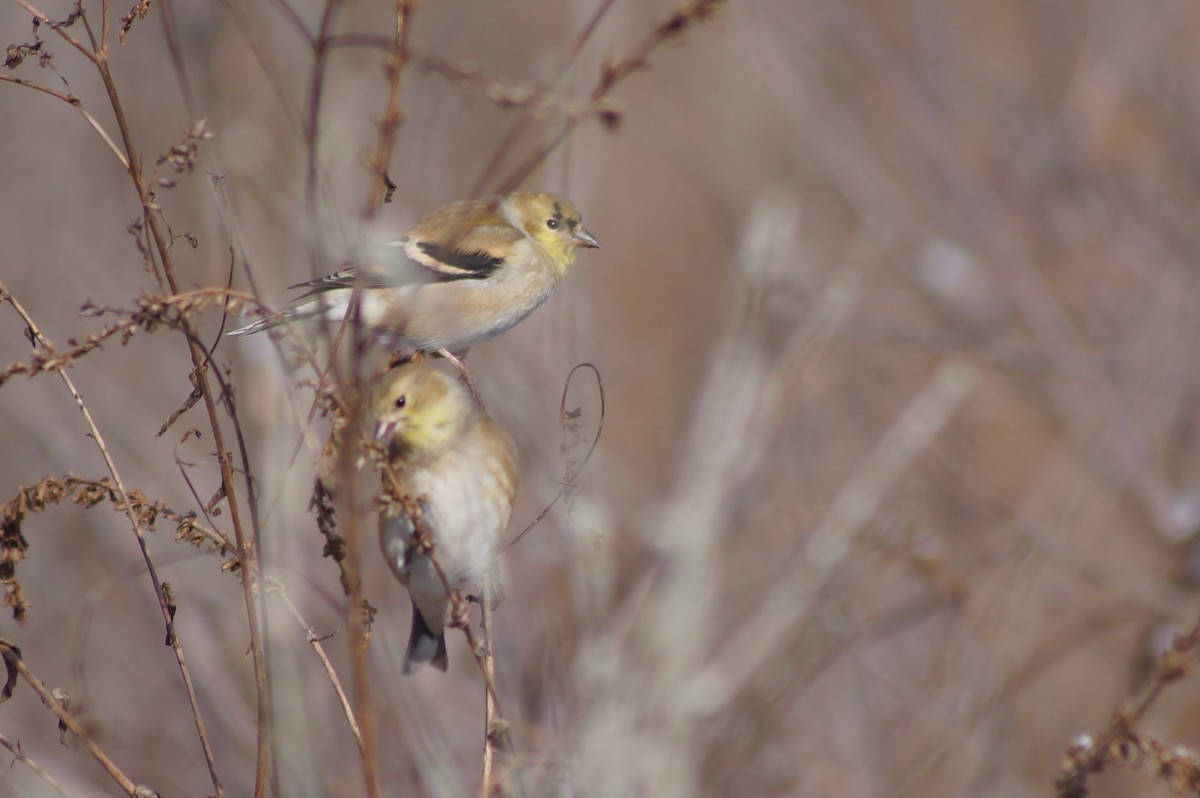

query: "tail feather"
(227, 312), (286, 338)
(402, 599), (449, 674)
(228, 293), (355, 339)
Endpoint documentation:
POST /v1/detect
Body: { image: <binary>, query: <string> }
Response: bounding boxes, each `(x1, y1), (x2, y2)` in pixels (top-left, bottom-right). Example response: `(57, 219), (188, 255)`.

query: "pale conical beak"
(574, 226), (601, 249)
(374, 420), (396, 443)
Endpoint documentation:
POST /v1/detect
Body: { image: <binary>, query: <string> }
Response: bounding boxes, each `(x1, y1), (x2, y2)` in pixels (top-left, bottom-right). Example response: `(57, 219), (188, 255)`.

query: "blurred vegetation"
(3, 1), (1200, 796)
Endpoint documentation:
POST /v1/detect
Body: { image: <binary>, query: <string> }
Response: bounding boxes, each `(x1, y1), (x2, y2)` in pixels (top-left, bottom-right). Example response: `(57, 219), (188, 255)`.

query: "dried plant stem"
(0, 730), (73, 798)
(0, 75), (129, 168)
(494, 0), (723, 193)
(0, 642), (139, 796)
(1055, 619), (1200, 796)
(268, 581), (364, 754)
(479, 567), (498, 798)
(301, 0), (344, 260)
(361, 0), (413, 218)
(0, 286), (225, 797)
(93, 32), (273, 798)
(471, 0), (618, 195)
(6, 0), (274, 789)
(503, 362), (604, 555)
(334, 390), (383, 798)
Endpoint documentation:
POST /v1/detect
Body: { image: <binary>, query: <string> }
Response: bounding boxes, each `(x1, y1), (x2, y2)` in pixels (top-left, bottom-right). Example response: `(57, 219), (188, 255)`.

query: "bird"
(229, 192), (600, 359)
(371, 361), (517, 673)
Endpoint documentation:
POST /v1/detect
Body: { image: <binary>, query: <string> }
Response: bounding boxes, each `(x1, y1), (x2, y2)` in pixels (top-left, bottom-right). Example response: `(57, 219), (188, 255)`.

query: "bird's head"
(371, 364), (475, 461)
(506, 192), (600, 275)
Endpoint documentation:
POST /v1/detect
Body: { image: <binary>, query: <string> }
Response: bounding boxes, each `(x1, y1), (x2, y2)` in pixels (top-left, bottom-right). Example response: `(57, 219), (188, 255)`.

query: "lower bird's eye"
(546, 218), (560, 230)
(395, 395), (407, 409)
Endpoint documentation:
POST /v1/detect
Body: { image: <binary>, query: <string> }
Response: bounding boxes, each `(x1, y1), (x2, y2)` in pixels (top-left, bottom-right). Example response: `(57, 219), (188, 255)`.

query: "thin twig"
(360, 0), (413, 219)
(0, 74), (129, 167)
(8, 0), (93, 58)
(479, 567), (499, 798)
(471, 0), (619, 195)
(86, 33), (274, 788)
(0, 642), (141, 796)
(5, 1), (273, 780)
(0, 729), (74, 798)
(267, 580), (364, 753)
(494, 0), (724, 193)
(0, 287), (225, 797)
(503, 363), (605, 555)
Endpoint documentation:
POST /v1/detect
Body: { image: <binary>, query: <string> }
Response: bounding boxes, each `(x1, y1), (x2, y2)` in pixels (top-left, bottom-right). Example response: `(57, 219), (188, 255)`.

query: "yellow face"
(511, 192), (601, 267)
(371, 364), (472, 459)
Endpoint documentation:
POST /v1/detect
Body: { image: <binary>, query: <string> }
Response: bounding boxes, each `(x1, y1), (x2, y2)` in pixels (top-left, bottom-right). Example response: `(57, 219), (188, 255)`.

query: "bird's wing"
(401, 223), (522, 283)
(400, 197), (524, 282)
(285, 222), (521, 299)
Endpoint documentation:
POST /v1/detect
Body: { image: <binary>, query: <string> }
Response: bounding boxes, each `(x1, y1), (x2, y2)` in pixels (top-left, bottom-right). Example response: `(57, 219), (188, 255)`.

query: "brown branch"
(8, 0), (92, 59)
(360, 0), (413, 219)
(5, 2), (284, 776)
(471, 0), (620, 195)
(333, 381), (382, 798)
(478, 566), (501, 798)
(0, 287), (262, 388)
(493, 0), (724, 193)
(0, 641), (143, 796)
(0, 288), (225, 796)
(1, 474), (230, 557)
(84, 35), (271, 796)
(1055, 621), (1200, 797)
(0, 70), (129, 174)
(420, 56), (615, 124)
(0, 729), (74, 798)
(267, 580), (364, 754)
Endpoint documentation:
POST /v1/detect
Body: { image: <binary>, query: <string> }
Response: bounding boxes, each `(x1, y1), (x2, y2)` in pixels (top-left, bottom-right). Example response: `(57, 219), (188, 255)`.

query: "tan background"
(2, 1), (1200, 796)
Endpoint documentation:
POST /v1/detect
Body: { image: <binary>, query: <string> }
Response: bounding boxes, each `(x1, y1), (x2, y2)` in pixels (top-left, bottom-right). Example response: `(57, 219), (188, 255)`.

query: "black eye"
(546, 218), (560, 230)
(394, 395), (407, 409)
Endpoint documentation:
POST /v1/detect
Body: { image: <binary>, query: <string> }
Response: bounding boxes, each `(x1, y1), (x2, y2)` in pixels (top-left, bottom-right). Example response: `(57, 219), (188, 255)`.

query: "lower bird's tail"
(402, 599), (449, 673)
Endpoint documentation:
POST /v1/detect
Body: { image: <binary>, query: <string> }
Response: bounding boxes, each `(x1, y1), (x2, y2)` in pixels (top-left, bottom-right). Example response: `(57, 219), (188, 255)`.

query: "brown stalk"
(470, 0), (619, 196)
(479, 567), (500, 798)
(7, 1), (274, 792)
(493, 0), (724, 194)
(267, 580), (365, 754)
(0, 729), (73, 798)
(0, 641), (141, 796)
(0, 287), (225, 796)
(1054, 620), (1200, 796)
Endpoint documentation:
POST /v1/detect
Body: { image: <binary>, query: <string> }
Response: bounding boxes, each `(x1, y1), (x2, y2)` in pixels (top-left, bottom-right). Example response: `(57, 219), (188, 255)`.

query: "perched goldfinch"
(372, 362), (517, 673)
(229, 192), (600, 355)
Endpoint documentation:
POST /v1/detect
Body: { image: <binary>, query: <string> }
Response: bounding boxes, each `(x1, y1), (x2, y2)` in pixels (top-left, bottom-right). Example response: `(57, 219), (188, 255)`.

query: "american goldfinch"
(372, 362), (517, 673)
(229, 192), (600, 356)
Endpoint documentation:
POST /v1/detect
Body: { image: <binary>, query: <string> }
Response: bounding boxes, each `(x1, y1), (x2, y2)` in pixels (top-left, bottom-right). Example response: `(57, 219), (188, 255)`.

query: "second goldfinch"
(229, 192), (600, 354)
(372, 362), (517, 672)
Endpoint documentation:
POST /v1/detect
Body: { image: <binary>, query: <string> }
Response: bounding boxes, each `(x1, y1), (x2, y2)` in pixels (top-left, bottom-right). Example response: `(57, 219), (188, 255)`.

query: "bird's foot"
(436, 348), (484, 408)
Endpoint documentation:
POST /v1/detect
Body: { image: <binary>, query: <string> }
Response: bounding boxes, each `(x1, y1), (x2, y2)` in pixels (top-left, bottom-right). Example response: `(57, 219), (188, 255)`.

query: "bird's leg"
(436, 348), (484, 407)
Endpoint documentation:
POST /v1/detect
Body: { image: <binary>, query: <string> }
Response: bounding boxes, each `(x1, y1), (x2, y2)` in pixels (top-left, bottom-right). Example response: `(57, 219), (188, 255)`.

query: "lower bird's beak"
(574, 227), (601, 249)
(374, 420), (396, 442)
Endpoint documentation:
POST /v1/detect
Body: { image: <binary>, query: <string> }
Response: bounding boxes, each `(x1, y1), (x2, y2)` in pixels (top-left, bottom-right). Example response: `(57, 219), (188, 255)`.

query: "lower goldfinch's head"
(371, 364), (477, 461)
(503, 192), (600, 273)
